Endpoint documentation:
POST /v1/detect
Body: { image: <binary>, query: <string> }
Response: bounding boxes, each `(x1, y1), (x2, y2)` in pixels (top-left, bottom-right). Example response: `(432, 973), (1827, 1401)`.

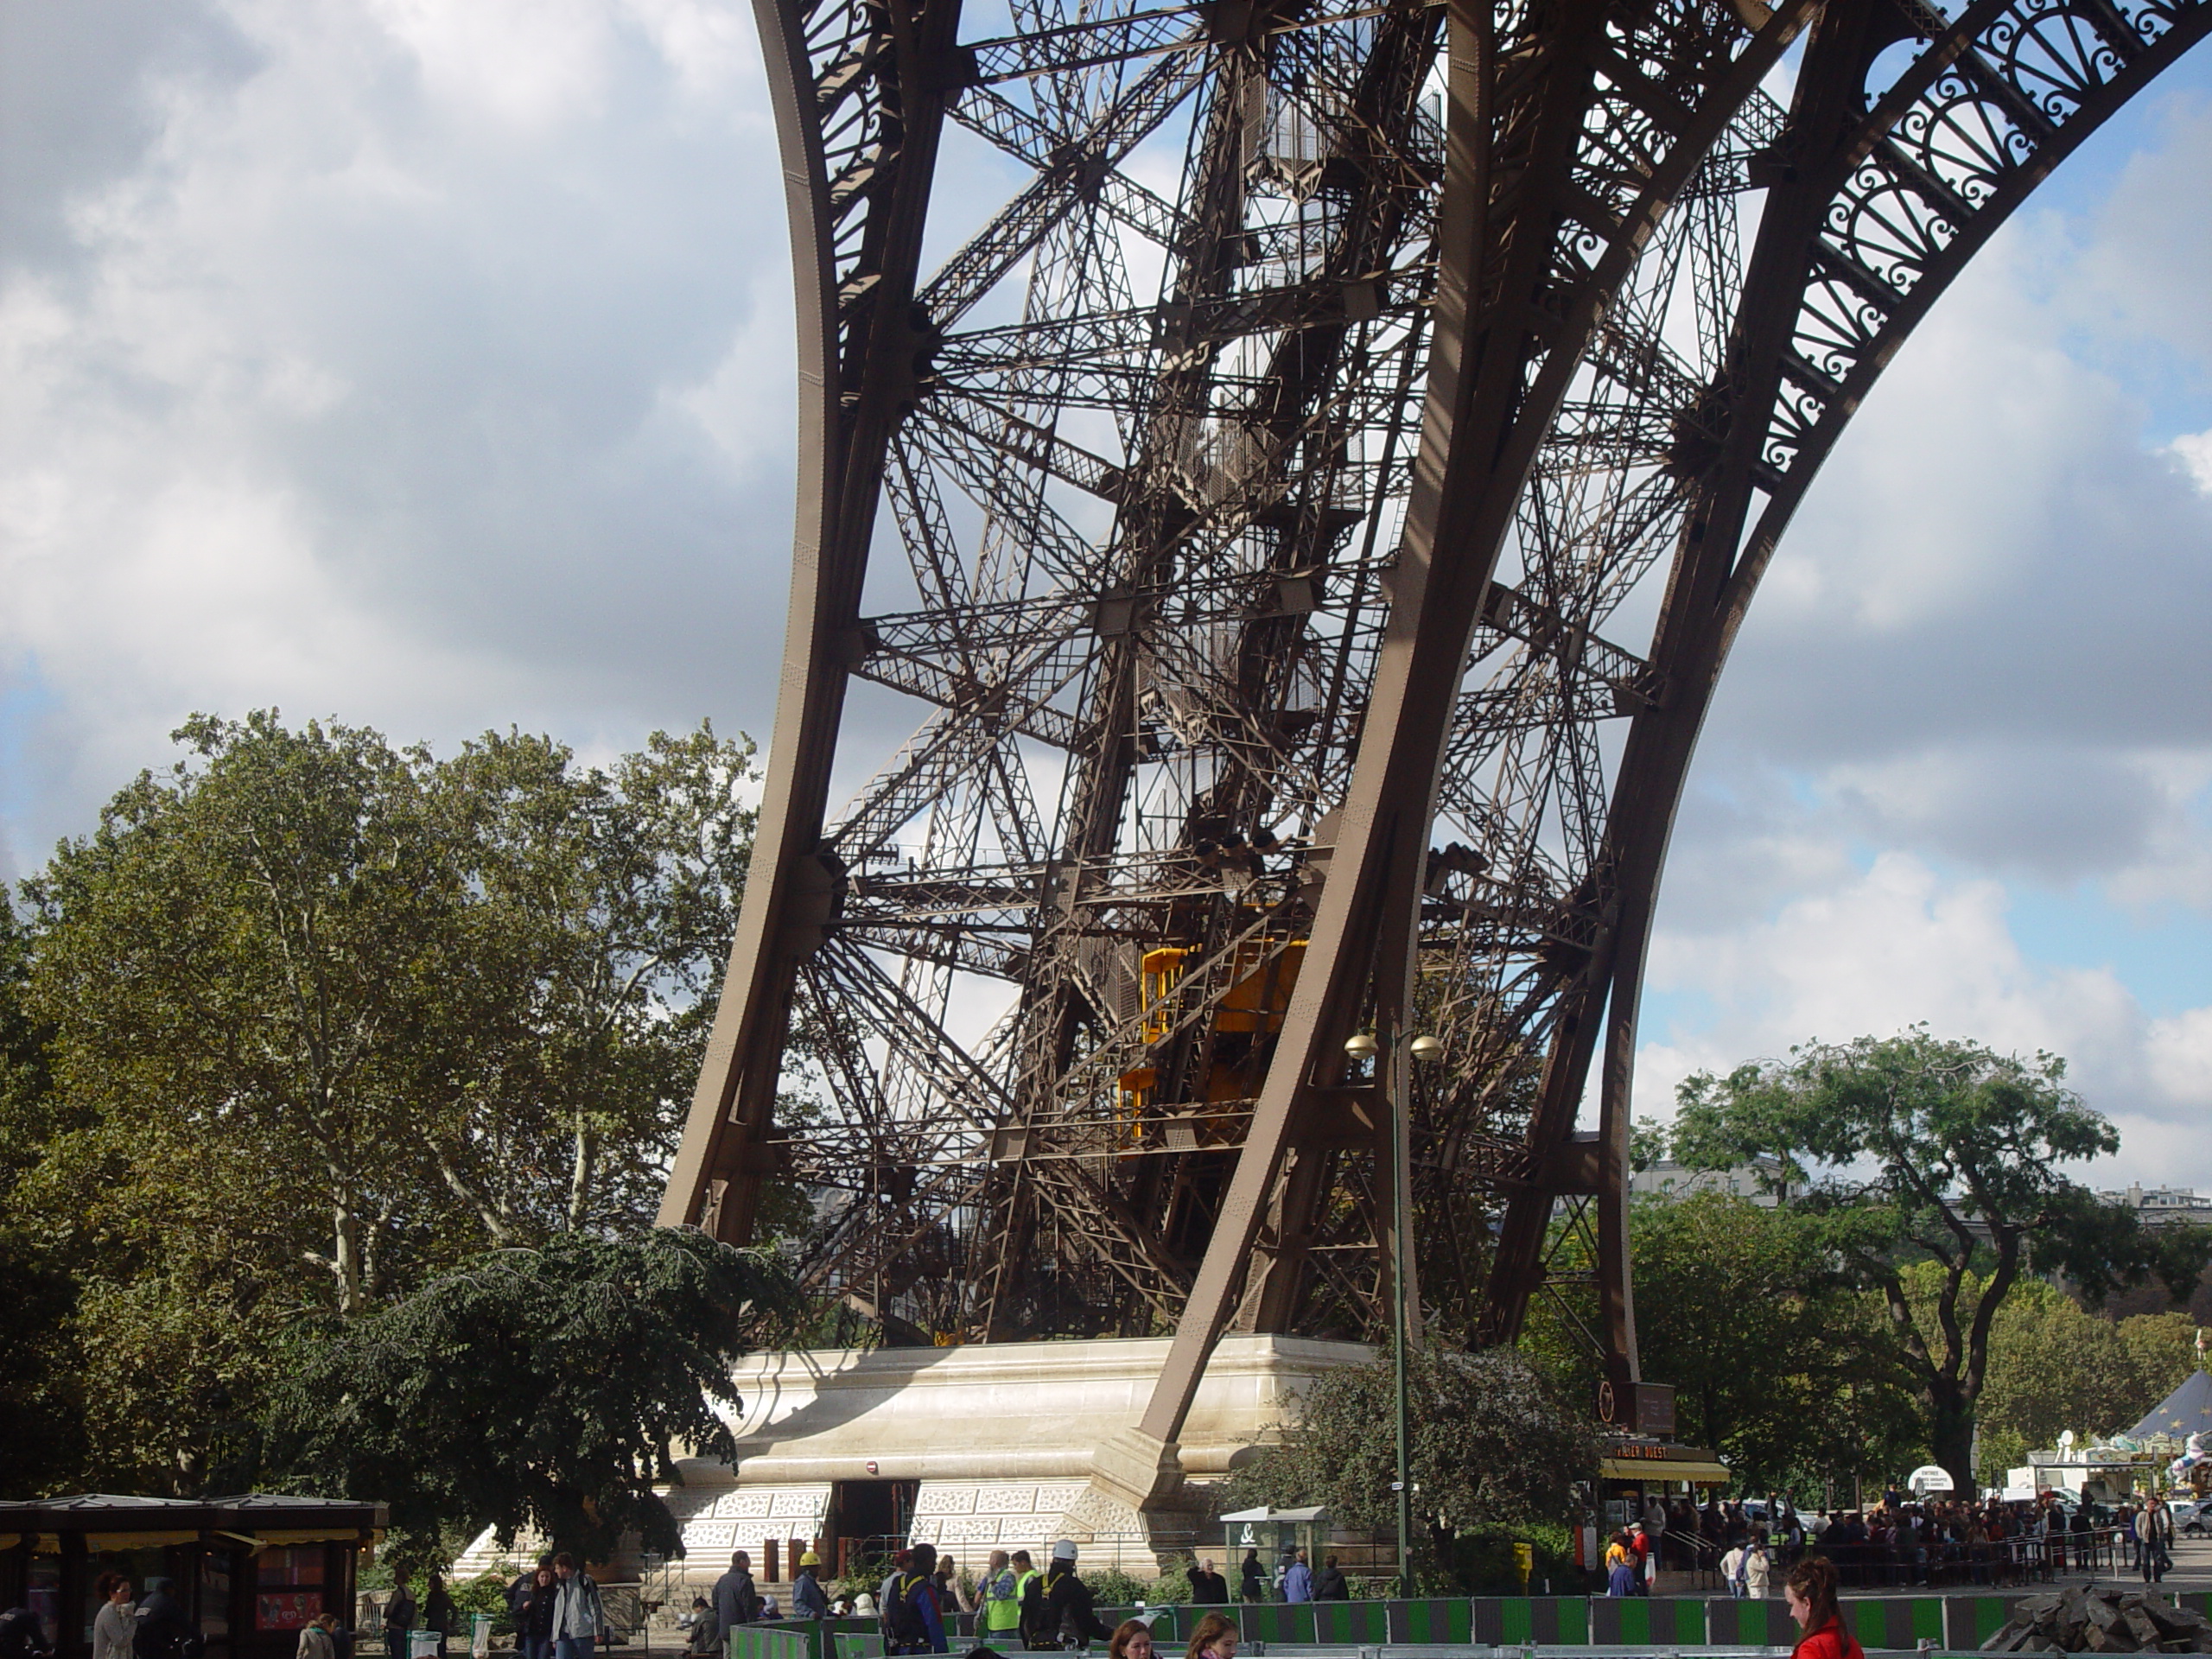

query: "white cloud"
(2173, 429), (2212, 493)
(1639, 850), (2209, 1188)
(0, 0), (796, 871)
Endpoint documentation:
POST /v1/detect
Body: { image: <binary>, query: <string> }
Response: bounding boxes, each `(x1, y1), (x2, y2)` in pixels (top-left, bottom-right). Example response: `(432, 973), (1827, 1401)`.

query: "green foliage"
(268, 1228), (799, 1567)
(1448, 1522), (1576, 1594)
(1524, 1190), (1929, 1496)
(1968, 1281), (2199, 1483)
(451, 1573), (513, 1626)
(1670, 1028), (2212, 1497)
(0, 712), (763, 1498)
(1083, 1568), (1149, 1608)
(1146, 1565), (1192, 1606)
(1221, 1347), (1599, 1587)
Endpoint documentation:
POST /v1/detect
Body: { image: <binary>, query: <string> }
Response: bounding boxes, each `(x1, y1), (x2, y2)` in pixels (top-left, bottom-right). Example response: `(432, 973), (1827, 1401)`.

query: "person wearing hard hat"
(1042, 1542), (1113, 1650)
(792, 1553), (829, 1621)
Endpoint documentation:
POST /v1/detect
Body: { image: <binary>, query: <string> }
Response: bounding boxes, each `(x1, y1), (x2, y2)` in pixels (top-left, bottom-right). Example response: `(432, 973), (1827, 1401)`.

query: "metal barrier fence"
(725, 1588), (2212, 1659)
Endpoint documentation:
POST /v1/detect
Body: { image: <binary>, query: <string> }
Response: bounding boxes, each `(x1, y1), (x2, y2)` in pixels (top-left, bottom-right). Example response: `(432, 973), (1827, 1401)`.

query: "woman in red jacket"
(1785, 1554), (1863, 1659)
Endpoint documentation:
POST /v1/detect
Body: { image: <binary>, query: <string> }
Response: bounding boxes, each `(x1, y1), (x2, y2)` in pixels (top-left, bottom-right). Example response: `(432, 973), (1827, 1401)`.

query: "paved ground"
(2047, 1532), (2212, 1594)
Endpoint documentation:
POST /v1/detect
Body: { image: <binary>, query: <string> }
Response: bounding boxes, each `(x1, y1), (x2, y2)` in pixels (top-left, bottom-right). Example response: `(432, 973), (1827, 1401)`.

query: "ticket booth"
(0, 1494), (387, 1659)
(1219, 1506), (1331, 1592)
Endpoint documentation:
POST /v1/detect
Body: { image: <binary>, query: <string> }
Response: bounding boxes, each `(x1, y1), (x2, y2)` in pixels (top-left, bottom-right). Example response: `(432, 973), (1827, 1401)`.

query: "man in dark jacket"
(712, 1554), (758, 1636)
(1313, 1557), (1349, 1601)
(423, 1580), (457, 1647)
(683, 1600), (719, 1659)
(1040, 1544), (1110, 1649)
(134, 1581), (196, 1659)
(1187, 1560), (1228, 1605)
(0, 1605), (54, 1659)
(790, 1554), (829, 1621)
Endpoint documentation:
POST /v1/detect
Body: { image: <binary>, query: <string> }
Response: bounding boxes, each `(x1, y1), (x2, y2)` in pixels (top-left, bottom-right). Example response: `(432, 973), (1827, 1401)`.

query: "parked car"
(2170, 1498), (2207, 1535)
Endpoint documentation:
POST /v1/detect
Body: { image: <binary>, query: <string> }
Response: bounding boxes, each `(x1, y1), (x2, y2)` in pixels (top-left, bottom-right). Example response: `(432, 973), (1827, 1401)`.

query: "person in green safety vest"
(1009, 1552), (1046, 1649)
(980, 1551), (1021, 1641)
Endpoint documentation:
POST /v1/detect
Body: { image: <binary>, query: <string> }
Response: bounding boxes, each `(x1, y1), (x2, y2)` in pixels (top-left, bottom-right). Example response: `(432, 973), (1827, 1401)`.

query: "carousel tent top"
(2129, 1370), (2212, 1441)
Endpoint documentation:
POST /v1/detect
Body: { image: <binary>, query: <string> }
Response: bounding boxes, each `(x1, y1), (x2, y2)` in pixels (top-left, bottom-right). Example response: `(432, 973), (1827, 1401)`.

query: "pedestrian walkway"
(2040, 1532), (2212, 1596)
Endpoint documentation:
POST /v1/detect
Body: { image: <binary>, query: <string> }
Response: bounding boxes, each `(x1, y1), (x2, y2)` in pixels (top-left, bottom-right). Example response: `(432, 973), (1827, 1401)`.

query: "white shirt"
(94, 1602), (137, 1659)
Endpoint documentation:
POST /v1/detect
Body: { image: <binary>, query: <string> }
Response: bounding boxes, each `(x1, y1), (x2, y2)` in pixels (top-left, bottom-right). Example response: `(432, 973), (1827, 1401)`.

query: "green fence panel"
(1392, 1599), (1472, 1644)
(1234, 1604), (1315, 1645)
(1910, 1597), (1947, 1645)
(1942, 1595), (2018, 1651)
(1706, 1597), (1788, 1644)
(727, 1625), (813, 1659)
(1308, 1603), (1387, 1645)
(1591, 1596), (1637, 1644)
(1483, 1598), (1530, 1643)
(1851, 1599), (1892, 1650)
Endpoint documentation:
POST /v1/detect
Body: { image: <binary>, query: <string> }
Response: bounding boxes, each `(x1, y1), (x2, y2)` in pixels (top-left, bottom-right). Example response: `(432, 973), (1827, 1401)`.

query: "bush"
(1447, 1523), (1579, 1595)
(1084, 1567), (1150, 1609)
(454, 1573), (514, 1633)
(1147, 1565), (1192, 1606)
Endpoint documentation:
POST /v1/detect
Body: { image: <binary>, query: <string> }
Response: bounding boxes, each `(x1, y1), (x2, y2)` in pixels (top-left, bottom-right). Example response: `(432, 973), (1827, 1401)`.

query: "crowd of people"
(1599, 1489), (2190, 1595)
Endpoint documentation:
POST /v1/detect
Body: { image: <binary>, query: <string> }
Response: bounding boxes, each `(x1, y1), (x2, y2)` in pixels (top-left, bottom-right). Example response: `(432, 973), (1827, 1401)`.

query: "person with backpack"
(978, 1551), (1020, 1643)
(882, 1541), (947, 1656)
(1040, 1542), (1111, 1651)
(545, 1554), (604, 1659)
(1012, 1552), (1050, 1650)
(877, 1553), (909, 1635)
(378, 1582), (416, 1659)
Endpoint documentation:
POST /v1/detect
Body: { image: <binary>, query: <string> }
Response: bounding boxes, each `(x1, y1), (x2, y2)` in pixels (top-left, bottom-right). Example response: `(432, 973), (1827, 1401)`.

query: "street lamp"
(1345, 1022), (1438, 1599)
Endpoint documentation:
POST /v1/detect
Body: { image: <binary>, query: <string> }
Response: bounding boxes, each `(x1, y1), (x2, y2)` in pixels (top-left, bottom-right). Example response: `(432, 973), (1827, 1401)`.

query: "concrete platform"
(662, 1333), (1374, 1580)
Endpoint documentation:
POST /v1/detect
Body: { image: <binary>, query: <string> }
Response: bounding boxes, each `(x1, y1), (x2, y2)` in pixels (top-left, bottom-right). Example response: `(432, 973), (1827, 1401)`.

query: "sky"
(2, 0), (2209, 1191)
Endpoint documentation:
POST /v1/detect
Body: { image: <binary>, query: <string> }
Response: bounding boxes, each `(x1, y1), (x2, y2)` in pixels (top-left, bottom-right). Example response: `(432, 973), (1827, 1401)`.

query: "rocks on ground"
(1981, 1588), (2212, 1654)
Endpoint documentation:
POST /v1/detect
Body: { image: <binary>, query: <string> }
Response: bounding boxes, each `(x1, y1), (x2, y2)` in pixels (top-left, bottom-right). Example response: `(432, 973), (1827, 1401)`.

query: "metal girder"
(665, 0), (2212, 1511)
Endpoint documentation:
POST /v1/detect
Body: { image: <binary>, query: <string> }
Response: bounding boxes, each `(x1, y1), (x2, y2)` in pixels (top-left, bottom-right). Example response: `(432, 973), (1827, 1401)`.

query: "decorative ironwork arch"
(660, 0), (2212, 1512)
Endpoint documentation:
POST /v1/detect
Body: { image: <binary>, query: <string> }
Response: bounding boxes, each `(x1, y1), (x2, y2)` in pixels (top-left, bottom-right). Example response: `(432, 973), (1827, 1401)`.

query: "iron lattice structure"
(665, 0), (2212, 1487)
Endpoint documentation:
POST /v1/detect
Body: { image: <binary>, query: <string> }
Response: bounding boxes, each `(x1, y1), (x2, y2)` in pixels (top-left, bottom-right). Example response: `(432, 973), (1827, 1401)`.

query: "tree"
(269, 1229), (800, 1569)
(1671, 1028), (2212, 1499)
(1221, 1347), (1599, 1585)
(1625, 1192), (1923, 1494)
(1970, 1282), (2200, 1484)
(3, 712), (760, 1496)
(405, 724), (756, 1240)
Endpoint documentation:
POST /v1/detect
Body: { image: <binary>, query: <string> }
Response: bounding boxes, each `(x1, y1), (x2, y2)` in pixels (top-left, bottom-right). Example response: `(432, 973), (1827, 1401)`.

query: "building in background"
(1630, 1157), (1792, 1207)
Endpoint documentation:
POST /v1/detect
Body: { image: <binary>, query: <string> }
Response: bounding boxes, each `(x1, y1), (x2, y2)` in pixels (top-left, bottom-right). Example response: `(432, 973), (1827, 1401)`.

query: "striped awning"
(1599, 1458), (1732, 1484)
